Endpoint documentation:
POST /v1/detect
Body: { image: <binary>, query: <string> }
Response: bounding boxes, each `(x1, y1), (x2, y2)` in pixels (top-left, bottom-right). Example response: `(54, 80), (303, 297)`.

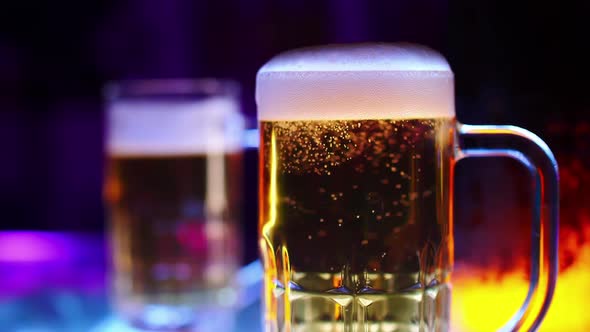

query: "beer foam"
(256, 43), (455, 121)
(107, 97), (244, 156)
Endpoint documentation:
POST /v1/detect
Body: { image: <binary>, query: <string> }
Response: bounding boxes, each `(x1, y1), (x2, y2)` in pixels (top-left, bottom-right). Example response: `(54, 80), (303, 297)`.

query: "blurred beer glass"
(104, 79), (244, 330)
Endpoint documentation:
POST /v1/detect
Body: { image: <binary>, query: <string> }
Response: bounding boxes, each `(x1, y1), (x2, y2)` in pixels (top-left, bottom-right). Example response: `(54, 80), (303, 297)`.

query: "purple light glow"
(0, 231), (98, 262)
(0, 232), (106, 298)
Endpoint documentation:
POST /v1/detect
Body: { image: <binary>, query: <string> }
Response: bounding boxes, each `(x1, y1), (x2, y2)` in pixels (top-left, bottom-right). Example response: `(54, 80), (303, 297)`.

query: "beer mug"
(104, 79), (244, 330)
(256, 44), (558, 331)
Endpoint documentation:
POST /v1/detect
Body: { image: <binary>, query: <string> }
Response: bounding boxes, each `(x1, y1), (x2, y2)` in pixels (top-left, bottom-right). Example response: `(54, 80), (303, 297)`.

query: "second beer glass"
(104, 79), (244, 330)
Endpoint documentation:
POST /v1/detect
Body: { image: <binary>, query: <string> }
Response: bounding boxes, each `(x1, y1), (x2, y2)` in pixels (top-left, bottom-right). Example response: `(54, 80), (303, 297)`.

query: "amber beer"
(257, 45), (456, 331)
(105, 92), (243, 330)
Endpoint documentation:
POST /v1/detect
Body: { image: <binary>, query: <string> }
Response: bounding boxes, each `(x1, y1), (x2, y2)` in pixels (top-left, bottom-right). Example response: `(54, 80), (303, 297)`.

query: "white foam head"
(256, 43), (454, 121)
(107, 97), (244, 156)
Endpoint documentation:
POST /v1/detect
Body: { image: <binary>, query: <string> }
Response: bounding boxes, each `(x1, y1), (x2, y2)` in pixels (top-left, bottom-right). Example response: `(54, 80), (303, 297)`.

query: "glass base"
(121, 304), (236, 331)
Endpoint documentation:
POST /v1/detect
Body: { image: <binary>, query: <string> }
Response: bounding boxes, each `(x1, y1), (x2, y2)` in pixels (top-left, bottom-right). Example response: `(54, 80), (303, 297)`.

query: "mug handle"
(457, 123), (559, 331)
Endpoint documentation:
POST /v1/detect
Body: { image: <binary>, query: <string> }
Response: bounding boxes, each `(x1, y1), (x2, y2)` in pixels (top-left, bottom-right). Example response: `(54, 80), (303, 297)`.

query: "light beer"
(105, 95), (243, 329)
(257, 44), (456, 331)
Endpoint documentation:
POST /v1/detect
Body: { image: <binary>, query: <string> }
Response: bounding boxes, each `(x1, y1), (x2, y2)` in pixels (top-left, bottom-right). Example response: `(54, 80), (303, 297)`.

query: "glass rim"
(103, 78), (240, 101)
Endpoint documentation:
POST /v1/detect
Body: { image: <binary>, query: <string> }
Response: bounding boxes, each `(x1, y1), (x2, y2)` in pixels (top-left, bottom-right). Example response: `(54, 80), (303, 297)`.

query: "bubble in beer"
(265, 119), (439, 175)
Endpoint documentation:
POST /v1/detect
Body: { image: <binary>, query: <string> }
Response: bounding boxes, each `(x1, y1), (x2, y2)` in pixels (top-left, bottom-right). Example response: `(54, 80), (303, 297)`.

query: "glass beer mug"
(104, 79), (244, 330)
(256, 44), (558, 331)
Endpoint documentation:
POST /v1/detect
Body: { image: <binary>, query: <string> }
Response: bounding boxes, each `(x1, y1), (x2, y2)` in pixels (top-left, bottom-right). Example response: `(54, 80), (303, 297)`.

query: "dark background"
(0, 1), (588, 263)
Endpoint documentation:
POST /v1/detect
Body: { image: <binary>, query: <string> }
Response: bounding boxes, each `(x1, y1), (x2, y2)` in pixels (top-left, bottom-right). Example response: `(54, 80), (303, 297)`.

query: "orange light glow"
(451, 223), (590, 331)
